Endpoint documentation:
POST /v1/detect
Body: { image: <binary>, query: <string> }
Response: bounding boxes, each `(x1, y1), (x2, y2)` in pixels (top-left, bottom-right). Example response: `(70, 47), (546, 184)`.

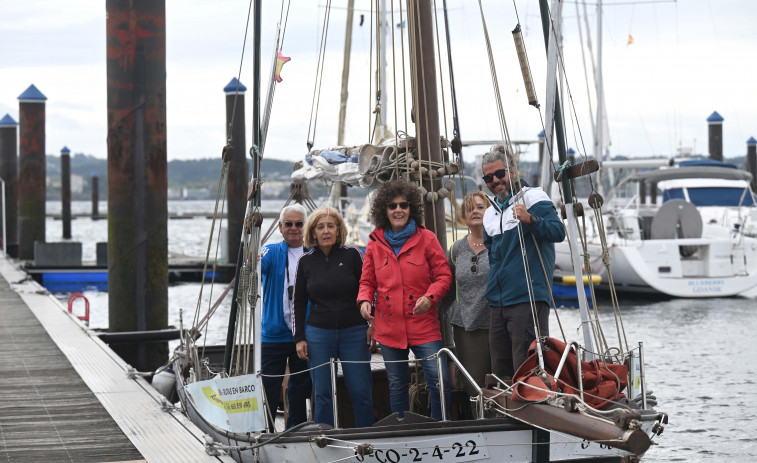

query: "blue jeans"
(381, 340), (451, 421)
(260, 341), (312, 432)
(306, 324), (374, 428)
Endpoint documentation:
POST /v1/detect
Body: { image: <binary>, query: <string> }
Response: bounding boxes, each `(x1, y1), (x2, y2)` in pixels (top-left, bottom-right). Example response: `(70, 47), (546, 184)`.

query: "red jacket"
(358, 226), (453, 349)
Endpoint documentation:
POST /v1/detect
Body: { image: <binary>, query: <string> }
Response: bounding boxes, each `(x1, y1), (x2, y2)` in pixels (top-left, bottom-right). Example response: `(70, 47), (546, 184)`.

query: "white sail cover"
(291, 140), (422, 189)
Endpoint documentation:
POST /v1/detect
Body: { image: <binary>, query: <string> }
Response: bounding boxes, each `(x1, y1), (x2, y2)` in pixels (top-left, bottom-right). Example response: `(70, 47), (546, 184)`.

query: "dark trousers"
(452, 325), (490, 396)
(261, 341), (312, 431)
(489, 301), (549, 380)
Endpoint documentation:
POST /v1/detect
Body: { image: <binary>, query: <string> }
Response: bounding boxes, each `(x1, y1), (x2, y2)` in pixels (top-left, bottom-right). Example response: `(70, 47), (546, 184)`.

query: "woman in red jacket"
(358, 179), (453, 421)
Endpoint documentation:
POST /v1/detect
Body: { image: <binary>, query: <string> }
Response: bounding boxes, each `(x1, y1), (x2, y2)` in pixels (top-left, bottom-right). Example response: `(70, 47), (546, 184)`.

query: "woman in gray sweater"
(443, 191), (492, 397)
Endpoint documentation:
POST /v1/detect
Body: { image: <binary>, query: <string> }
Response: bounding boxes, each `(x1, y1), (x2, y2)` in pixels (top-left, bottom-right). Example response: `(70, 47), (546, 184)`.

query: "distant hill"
(41, 152), (751, 201)
(44, 154), (306, 200)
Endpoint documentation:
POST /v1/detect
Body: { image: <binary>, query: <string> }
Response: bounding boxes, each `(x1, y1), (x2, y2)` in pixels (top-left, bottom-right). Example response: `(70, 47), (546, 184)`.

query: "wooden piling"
(91, 174), (99, 219)
(17, 84), (47, 260)
(747, 137), (756, 193)
(0, 114), (18, 257)
(650, 181), (657, 205)
(224, 78), (248, 263)
(708, 111), (723, 162)
(106, 0), (168, 372)
(61, 146), (72, 239)
(639, 180), (646, 205)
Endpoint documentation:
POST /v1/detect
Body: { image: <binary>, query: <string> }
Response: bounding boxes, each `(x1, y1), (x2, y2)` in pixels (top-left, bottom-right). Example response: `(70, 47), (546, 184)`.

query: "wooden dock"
(0, 255), (234, 463)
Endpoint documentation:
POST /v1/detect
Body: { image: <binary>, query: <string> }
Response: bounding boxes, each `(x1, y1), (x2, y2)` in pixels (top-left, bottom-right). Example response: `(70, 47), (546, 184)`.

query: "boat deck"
(0, 254), (234, 463)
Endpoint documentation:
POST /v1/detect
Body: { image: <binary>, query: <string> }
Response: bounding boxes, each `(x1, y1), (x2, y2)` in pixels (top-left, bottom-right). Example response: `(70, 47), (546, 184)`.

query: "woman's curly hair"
(370, 179), (424, 230)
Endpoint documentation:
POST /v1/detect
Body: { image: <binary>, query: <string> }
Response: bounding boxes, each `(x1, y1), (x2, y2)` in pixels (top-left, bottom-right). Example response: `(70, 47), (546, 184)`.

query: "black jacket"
(292, 245), (365, 343)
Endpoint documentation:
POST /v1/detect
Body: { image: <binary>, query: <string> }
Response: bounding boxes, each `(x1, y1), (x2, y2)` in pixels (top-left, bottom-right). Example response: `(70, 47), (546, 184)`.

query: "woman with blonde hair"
(292, 206), (374, 428)
(441, 191), (492, 397)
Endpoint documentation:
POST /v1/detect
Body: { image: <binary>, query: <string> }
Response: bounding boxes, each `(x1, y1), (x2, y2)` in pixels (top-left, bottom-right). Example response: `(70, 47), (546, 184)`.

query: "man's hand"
(512, 203), (533, 224)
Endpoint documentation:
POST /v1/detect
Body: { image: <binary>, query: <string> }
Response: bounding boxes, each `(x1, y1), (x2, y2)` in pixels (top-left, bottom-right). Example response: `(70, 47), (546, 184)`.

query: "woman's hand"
(366, 325), (377, 352)
(360, 301), (374, 321)
(296, 340), (310, 361)
(413, 296), (432, 315)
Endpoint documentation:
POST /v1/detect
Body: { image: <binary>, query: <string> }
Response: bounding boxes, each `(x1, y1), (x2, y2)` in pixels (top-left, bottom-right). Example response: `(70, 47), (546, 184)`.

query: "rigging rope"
(513, 0), (633, 361)
(476, 0), (546, 371)
(305, 0), (334, 150)
(225, 0), (255, 145)
(431, 0), (458, 244)
(368, 0), (376, 143)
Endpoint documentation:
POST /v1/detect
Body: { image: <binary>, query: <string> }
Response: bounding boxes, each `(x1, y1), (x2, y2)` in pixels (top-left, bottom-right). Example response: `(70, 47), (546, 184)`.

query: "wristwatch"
(529, 214), (539, 225)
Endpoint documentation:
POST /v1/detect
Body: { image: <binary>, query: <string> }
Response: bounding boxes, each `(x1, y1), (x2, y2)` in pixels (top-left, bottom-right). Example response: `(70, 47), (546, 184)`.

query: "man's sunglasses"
(283, 221), (304, 228)
(387, 201), (410, 210)
(482, 168), (509, 183)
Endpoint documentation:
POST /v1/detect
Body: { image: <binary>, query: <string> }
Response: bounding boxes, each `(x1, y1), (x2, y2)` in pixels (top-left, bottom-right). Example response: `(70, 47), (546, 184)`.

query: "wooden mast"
(408, 0), (445, 250)
(331, 0), (355, 212)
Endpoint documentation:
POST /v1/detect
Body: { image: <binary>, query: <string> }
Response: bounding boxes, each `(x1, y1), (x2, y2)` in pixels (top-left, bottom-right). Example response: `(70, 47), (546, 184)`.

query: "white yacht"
(556, 159), (757, 297)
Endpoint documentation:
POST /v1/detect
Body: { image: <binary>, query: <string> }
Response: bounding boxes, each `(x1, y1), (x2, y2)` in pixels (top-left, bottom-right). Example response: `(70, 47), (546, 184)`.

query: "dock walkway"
(0, 255), (234, 462)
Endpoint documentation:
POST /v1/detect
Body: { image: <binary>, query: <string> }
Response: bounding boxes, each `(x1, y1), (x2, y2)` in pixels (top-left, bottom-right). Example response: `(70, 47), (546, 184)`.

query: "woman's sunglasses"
(387, 201), (410, 210)
(482, 168), (508, 183)
(283, 220), (304, 228)
(471, 254), (479, 274)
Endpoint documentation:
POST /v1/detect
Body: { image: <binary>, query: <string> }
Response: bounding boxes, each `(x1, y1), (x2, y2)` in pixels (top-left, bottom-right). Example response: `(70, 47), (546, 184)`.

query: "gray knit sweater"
(442, 237), (491, 331)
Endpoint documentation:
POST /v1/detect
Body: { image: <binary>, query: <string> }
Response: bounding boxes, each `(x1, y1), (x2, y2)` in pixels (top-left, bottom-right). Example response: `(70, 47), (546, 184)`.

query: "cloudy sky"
(1, 0), (755, 166)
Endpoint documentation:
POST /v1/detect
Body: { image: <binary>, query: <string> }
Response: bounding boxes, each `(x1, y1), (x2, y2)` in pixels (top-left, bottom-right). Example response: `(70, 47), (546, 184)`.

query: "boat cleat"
(311, 435), (328, 448)
(355, 443), (374, 456)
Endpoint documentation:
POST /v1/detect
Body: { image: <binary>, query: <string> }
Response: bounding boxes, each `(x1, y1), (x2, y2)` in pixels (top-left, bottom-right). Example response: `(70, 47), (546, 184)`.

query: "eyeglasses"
(471, 254), (479, 274)
(482, 169), (508, 183)
(387, 201), (410, 210)
(283, 221), (304, 228)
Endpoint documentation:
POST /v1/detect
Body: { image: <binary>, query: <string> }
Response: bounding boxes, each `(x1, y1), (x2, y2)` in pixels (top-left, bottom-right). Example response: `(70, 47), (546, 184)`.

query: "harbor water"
(42, 201), (757, 462)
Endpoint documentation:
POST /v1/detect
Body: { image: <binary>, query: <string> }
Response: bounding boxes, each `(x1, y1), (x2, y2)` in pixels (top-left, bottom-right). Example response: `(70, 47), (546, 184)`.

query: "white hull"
(173, 354), (660, 463)
(556, 234), (757, 297)
(560, 160), (757, 298)
(179, 391), (649, 462)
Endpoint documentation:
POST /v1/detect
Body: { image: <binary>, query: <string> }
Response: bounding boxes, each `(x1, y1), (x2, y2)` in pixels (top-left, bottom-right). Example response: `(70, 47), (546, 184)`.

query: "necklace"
(468, 236), (484, 247)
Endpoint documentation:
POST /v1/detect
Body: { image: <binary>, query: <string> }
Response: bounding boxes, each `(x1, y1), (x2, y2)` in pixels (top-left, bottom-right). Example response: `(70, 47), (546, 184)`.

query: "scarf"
(384, 218), (417, 255)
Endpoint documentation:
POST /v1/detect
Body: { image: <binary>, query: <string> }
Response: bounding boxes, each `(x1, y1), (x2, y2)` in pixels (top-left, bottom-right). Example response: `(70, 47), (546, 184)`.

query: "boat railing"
(292, 347), (485, 429)
(553, 342), (584, 402)
(436, 347), (485, 420)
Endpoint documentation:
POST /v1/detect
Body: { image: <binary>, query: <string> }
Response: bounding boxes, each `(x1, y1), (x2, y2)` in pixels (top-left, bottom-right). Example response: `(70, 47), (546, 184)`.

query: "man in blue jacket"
(482, 144), (566, 381)
(261, 204), (311, 431)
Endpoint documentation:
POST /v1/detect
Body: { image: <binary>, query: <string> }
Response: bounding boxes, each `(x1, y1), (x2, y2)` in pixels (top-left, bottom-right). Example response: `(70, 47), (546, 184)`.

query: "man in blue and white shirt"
(482, 144), (565, 380)
(261, 204), (312, 431)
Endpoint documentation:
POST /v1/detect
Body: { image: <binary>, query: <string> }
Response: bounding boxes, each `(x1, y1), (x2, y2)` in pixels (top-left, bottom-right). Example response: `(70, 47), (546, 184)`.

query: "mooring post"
(17, 84), (47, 260)
(650, 181), (657, 205)
(91, 174), (99, 219)
(61, 146), (72, 239)
(0, 114), (19, 257)
(708, 111), (723, 162)
(106, 0), (168, 372)
(224, 77), (248, 264)
(747, 137), (756, 193)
